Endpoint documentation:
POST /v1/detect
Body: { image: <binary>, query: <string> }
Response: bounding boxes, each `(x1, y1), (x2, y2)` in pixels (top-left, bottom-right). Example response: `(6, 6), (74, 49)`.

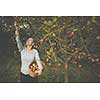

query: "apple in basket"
(28, 60), (39, 77)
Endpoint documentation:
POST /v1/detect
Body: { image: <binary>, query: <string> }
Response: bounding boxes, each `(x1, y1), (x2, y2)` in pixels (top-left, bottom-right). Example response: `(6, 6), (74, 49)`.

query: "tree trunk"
(64, 62), (69, 83)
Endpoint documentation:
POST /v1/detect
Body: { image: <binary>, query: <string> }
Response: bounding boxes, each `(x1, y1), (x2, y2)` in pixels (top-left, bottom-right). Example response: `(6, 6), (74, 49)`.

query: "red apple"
(91, 58), (95, 62)
(57, 63), (61, 67)
(77, 55), (81, 59)
(88, 56), (92, 60)
(95, 58), (99, 62)
(72, 61), (78, 64)
(68, 32), (75, 38)
(67, 56), (72, 61)
(96, 36), (100, 40)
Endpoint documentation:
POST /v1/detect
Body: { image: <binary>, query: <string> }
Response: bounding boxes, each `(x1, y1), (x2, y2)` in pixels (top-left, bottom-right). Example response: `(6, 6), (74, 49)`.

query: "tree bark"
(64, 62), (69, 83)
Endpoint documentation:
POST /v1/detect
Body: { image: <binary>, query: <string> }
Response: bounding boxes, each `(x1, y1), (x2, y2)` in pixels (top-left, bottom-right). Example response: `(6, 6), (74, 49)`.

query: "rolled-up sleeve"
(35, 50), (43, 70)
(16, 36), (23, 52)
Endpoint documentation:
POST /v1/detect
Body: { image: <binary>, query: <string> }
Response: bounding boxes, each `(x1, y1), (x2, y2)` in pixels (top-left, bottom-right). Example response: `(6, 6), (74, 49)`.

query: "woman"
(15, 29), (43, 83)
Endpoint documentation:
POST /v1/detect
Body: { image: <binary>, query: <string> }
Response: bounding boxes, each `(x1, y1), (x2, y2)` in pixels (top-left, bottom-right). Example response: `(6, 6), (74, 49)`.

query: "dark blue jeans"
(21, 73), (38, 83)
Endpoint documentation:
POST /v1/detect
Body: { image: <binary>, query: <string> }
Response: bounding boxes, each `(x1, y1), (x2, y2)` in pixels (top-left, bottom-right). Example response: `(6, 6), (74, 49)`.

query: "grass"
(0, 56), (100, 83)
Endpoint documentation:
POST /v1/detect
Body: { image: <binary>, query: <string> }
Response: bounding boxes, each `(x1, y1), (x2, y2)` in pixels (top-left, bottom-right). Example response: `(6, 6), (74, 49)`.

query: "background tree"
(0, 16), (100, 82)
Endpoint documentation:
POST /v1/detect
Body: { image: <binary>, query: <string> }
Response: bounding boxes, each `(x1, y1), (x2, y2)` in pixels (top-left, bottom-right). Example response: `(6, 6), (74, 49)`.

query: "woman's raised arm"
(15, 22), (23, 52)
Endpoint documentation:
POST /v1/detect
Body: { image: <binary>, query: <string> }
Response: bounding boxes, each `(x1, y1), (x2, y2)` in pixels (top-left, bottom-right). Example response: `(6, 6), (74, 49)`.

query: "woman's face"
(26, 38), (34, 47)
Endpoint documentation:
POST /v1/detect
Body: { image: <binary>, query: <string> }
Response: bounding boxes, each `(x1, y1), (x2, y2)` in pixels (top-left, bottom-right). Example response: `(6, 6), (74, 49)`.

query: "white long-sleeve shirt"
(16, 36), (43, 75)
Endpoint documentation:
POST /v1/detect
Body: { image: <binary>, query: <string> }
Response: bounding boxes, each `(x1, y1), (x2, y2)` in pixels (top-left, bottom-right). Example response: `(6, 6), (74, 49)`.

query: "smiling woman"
(15, 22), (43, 83)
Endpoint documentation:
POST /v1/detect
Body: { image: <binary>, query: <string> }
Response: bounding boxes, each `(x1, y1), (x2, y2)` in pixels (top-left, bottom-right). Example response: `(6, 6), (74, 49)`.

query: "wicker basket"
(28, 60), (39, 77)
